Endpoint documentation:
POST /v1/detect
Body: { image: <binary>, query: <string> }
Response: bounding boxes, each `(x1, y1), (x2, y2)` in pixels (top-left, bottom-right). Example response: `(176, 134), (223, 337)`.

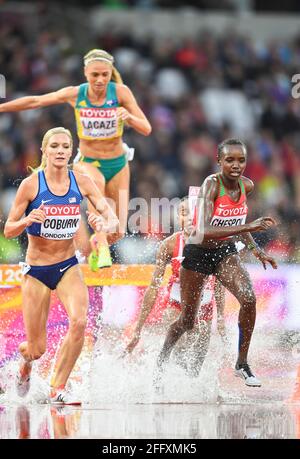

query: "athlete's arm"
(0, 86), (78, 112)
(117, 85), (152, 136)
(189, 176), (277, 244)
(238, 178), (278, 270)
(239, 231), (278, 269)
(126, 239), (172, 353)
(75, 172), (119, 233)
(4, 176), (46, 238)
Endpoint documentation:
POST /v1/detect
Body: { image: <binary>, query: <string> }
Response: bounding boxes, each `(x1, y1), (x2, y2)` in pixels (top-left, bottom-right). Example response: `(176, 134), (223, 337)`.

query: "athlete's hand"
(87, 211), (119, 233)
(252, 248), (278, 270)
(25, 204), (46, 226)
(87, 211), (107, 232)
(248, 217), (277, 232)
(117, 107), (131, 122)
(126, 330), (141, 354)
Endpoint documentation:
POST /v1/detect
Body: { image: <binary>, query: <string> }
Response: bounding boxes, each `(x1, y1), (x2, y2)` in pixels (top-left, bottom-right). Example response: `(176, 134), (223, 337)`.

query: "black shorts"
(181, 242), (238, 275)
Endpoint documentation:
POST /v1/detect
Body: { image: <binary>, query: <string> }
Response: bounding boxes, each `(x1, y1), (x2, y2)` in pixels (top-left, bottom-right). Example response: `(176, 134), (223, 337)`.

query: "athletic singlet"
(26, 170), (83, 240)
(74, 82), (124, 141)
(210, 175), (248, 238)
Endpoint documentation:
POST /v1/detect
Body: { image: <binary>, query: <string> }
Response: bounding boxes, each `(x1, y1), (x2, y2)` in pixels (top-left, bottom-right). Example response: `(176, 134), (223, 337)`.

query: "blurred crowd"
(0, 4), (300, 263)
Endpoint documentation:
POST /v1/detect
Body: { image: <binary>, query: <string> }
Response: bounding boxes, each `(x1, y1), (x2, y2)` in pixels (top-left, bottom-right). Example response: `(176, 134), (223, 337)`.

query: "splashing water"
(88, 331), (220, 405)
(85, 322), (296, 406)
(0, 322), (298, 408)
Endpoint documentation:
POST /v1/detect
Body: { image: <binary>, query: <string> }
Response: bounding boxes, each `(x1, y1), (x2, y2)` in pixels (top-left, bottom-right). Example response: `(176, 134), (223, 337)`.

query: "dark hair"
(217, 138), (247, 162)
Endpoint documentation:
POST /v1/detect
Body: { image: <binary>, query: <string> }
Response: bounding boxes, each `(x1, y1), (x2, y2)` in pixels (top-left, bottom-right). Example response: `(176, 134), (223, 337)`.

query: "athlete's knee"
(69, 317), (87, 338)
(22, 339), (46, 360)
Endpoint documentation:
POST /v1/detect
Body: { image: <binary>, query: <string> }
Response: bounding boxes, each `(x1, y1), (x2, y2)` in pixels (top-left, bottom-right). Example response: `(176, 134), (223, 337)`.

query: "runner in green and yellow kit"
(0, 49), (152, 270)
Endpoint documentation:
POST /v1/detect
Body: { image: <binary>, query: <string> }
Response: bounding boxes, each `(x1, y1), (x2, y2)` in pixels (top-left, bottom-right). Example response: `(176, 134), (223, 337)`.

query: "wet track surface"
(1, 330), (300, 439)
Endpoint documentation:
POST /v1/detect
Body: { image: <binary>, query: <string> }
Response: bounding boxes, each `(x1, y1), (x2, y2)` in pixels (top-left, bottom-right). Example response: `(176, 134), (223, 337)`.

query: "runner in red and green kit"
(155, 138), (278, 388)
(126, 196), (227, 377)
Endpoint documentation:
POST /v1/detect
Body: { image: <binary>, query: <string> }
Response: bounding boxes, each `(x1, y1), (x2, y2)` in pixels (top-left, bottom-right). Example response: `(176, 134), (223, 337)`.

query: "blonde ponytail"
(29, 127), (73, 174)
(111, 66), (123, 84)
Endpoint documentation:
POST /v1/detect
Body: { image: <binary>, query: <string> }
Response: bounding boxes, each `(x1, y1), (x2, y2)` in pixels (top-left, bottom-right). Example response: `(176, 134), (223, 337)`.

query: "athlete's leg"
(51, 265), (88, 389)
(19, 275), (51, 362)
(157, 267), (207, 366)
(73, 162), (109, 268)
(185, 319), (212, 377)
(215, 254), (256, 366)
(105, 163), (130, 245)
(17, 275), (51, 395)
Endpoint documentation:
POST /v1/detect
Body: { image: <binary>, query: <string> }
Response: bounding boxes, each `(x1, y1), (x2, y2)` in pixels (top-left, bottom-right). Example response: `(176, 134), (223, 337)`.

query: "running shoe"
(234, 363), (261, 387)
(49, 386), (81, 406)
(88, 234), (112, 270)
(97, 244), (112, 269)
(16, 363), (32, 397)
(88, 234), (100, 271)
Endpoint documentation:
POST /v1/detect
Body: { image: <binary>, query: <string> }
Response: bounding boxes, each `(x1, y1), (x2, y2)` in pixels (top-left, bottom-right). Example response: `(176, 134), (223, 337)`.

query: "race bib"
(78, 107), (123, 139)
(41, 205), (81, 240)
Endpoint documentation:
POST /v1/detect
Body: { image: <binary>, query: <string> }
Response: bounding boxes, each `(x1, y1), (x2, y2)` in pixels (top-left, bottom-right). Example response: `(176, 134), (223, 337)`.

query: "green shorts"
(80, 154), (127, 182)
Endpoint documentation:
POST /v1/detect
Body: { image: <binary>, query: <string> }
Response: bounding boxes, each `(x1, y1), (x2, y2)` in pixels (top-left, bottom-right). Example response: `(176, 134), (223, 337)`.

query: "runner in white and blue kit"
(24, 169), (84, 289)
(4, 127), (118, 405)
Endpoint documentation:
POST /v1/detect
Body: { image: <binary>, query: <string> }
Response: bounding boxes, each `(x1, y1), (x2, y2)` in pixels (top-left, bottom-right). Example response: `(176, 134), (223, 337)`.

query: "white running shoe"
(16, 364), (32, 397)
(49, 387), (81, 406)
(235, 363), (261, 387)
